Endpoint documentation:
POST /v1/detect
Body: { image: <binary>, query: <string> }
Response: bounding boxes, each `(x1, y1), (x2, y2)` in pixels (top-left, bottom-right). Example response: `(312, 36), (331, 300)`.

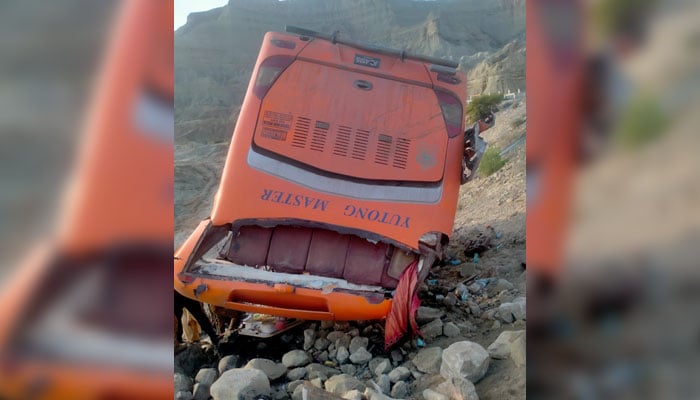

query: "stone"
(349, 347), (372, 365)
(175, 344), (209, 376)
(315, 337), (332, 351)
(210, 368), (270, 400)
(306, 363), (341, 379)
(442, 293), (458, 307)
(435, 378), (479, 400)
(218, 355), (239, 375)
(443, 322), (460, 338)
(283, 349), (312, 368)
(416, 307), (444, 325)
(420, 319), (443, 341)
(340, 364), (357, 375)
(325, 374), (366, 395)
(412, 347), (443, 374)
(468, 302), (482, 318)
(287, 367), (308, 381)
(245, 358), (287, 380)
(422, 388), (448, 400)
(364, 387), (395, 400)
(318, 351), (329, 362)
(300, 382), (342, 400)
(497, 297), (526, 323)
(292, 384), (304, 400)
(272, 388), (288, 400)
(175, 391), (194, 400)
(195, 367), (218, 386)
(509, 332), (526, 368)
(175, 373), (194, 393)
(336, 346), (350, 364)
(390, 350), (404, 364)
(343, 389), (364, 400)
(495, 278), (514, 292)
(304, 329), (317, 350)
(391, 381), (409, 399)
(377, 374), (391, 394)
(388, 367), (411, 383)
(349, 336), (369, 354)
(287, 380), (304, 394)
(192, 383), (210, 400)
(310, 378), (323, 388)
(440, 341), (490, 383)
(334, 322), (350, 331)
(374, 359), (392, 376)
(321, 320), (335, 329)
(487, 330), (525, 359)
(327, 331), (346, 343)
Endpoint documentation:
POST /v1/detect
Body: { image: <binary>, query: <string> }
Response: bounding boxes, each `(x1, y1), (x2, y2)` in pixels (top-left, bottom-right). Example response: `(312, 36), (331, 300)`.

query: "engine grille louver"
(291, 116), (311, 148)
(287, 115), (412, 170)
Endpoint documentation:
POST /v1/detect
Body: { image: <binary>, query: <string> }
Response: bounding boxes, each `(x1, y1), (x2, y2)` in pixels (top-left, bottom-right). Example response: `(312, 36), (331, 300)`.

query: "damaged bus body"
(174, 27), (491, 335)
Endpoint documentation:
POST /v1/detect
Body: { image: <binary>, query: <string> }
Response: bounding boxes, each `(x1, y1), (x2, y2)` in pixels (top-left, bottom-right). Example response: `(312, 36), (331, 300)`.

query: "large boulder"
(440, 341), (490, 383)
(210, 368), (270, 400)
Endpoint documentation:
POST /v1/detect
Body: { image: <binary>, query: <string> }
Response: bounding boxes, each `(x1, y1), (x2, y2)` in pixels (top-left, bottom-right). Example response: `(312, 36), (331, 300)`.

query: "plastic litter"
(449, 259), (462, 265)
(473, 253), (479, 264)
(416, 338), (425, 347)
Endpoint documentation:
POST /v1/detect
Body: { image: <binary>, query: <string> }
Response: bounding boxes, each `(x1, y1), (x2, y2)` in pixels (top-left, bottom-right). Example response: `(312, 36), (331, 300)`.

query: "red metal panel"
(343, 236), (388, 286)
(267, 226), (312, 273)
(227, 226), (272, 267)
(305, 229), (350, 278)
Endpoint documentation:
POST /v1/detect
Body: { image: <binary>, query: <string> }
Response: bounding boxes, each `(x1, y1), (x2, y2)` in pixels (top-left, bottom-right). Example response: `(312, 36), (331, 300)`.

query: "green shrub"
(511, 117), (526, 129)
(478, 147), (506, 176)
(466, 93), (504, 123)
(615, 94), (667, 148)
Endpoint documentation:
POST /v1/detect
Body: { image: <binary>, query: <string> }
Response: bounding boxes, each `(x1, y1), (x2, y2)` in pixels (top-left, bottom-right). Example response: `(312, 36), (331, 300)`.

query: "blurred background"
(527, 0), (700, 398)
(0, 1), (173, 399)
(0, 0), (118, 281)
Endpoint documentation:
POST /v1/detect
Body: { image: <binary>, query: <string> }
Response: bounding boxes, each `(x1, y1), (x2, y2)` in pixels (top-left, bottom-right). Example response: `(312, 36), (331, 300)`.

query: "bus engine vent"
(291, 116), (311, 148)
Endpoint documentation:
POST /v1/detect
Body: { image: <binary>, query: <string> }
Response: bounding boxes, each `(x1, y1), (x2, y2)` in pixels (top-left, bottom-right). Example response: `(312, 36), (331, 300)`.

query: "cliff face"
(465, 39), (526, 96)
(175, 0), (525, 144)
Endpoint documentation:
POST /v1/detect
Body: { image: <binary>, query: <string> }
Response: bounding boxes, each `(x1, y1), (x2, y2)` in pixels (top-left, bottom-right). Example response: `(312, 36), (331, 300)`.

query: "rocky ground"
(174, 99), (526, 400)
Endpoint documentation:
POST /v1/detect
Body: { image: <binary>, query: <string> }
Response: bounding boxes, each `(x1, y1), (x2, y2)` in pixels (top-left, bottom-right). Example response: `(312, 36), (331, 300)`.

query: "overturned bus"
(174, 26), (491, 345)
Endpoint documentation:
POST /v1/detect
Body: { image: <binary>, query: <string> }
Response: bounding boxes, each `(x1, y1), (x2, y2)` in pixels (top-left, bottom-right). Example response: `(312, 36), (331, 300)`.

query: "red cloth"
(384, 260), (422, 350)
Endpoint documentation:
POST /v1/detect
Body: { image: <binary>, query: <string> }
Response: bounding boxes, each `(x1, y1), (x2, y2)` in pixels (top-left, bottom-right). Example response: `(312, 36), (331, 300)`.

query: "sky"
(174, 0), (229, 30)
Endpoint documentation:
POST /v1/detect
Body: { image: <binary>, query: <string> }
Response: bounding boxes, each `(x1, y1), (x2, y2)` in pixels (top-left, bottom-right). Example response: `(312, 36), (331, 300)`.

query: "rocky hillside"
(175, 0), (525, 144)
(464, 39), (525, 96)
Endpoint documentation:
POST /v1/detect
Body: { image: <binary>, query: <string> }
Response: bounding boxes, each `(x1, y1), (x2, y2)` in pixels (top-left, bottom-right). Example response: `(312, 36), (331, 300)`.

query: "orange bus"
(175, 27), (491, 327)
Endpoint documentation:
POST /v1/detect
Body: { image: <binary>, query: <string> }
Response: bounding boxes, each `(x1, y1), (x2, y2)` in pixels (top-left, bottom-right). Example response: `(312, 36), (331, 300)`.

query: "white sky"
(174, 0), (229, 30)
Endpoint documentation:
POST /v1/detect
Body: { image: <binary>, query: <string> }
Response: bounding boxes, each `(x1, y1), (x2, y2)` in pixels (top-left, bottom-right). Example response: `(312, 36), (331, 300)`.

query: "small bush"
(615, 94), (667, 148)
(478, 147), (507, 177)
(511, 117), (526, 129)
(466, 93), (504, 123)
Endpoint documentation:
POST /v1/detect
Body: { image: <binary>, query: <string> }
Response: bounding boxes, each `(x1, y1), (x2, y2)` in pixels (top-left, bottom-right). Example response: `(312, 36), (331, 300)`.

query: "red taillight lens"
(435, 90), (463, 138)
(253, 55), (295, 99)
